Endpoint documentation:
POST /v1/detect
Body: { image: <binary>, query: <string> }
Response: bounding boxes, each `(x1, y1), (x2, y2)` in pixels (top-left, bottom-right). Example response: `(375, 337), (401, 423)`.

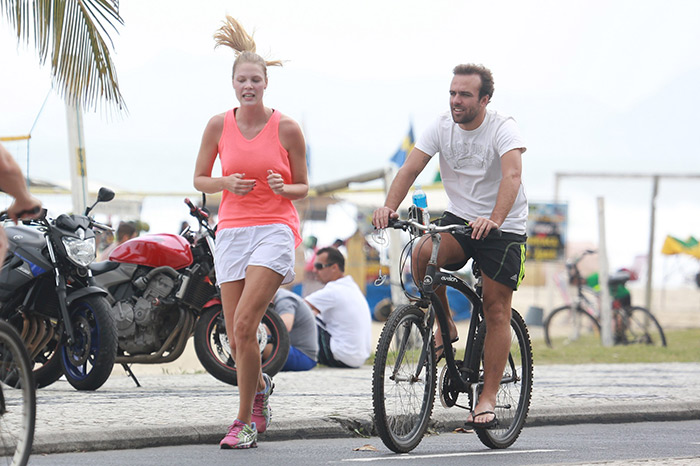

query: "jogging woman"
(193, 16), (308, 449)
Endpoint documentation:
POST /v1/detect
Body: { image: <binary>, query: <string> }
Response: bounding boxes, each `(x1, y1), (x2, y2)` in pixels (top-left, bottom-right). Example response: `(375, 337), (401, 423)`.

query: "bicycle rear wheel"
(615, 306), (667, 347)
(469, 310), (533, 449)
(544, 305), (601, 349)
(0, 320), (36, 466)
(372, 304), (436, 453)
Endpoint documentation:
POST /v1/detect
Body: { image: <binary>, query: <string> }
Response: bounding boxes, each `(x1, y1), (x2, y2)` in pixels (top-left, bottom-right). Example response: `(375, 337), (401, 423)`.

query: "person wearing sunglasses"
(304, 247), (372, 368)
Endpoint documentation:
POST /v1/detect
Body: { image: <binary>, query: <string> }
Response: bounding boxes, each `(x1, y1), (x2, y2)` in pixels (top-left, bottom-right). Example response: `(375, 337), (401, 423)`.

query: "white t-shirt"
(415, 109), (528, 234)
(305, 275), (372, 368)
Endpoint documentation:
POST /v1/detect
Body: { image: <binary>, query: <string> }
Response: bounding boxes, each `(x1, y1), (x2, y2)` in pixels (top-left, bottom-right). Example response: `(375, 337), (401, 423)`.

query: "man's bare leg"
(411, 234), (463, 356)
(467, 275), (513, 426)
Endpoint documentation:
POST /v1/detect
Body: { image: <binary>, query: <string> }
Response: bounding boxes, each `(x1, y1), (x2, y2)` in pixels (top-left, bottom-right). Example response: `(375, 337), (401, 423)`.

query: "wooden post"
(66, 101), (89, 214)
(383, 166), (408, 310)
(345, 229), (367, 294)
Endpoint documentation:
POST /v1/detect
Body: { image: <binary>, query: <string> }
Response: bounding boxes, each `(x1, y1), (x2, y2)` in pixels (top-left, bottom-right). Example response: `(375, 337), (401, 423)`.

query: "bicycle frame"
(411, 225), (491, 397)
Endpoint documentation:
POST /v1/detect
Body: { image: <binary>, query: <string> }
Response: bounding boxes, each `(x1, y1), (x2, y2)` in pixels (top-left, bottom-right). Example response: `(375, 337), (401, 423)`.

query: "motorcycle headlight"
(62, 236), (96, 267)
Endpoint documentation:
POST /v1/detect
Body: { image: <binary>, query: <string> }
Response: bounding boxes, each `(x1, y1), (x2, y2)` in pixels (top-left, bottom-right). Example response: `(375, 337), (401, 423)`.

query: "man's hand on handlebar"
(468, 216), (499, 240)
(372, 206), (399, 230)
(6, 196), (42, 224)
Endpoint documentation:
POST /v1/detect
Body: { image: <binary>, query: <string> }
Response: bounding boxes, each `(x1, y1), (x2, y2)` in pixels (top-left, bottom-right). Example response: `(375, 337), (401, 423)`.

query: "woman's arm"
(193, 114), (226, 194)
(270, 115), (308, 200)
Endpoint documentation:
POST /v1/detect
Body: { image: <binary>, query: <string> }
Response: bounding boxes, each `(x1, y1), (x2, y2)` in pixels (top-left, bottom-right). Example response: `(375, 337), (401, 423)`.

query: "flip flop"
(435, 337), (459, 362)
(464, 410), (499, 430)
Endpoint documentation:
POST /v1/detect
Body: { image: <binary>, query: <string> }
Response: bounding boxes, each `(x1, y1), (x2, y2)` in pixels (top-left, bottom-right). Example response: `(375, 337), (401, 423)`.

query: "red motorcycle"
(90, 197), (289, 386)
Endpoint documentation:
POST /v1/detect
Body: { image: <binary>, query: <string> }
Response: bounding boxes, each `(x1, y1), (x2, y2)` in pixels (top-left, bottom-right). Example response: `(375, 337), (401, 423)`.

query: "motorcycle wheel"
(194, 305), (290, 386)
(59, 296), (118, 391)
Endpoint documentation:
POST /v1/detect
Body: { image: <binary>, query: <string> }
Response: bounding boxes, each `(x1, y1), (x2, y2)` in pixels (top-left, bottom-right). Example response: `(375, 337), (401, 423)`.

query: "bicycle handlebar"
(568, 249), (597, 267)
(387, 217), (502, 238)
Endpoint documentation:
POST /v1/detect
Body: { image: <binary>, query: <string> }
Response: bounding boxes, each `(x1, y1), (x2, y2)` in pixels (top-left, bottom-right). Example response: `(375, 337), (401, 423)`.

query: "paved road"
(25, 421), (700, 465)
(30, 362), (700, 454)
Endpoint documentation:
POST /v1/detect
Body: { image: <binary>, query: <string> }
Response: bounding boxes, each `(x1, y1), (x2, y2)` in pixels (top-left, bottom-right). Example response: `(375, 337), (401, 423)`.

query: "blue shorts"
(282, 346), (317, 372)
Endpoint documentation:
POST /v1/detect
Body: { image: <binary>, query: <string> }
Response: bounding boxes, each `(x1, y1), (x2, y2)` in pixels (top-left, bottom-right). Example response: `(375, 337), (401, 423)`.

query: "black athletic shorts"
(436, 211), (527, 290)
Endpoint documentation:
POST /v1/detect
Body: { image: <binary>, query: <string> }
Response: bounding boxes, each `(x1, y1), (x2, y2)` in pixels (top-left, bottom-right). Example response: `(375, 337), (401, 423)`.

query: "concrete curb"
(30, 402), (700, 455)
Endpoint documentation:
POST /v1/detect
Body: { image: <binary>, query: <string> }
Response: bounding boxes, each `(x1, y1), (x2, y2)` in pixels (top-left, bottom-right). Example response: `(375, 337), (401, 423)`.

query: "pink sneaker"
(219, 420), (257, 449)
(251, 373), (274, 433)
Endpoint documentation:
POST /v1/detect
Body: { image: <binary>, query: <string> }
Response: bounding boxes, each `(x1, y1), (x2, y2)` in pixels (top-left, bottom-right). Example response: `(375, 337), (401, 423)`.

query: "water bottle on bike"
(411, 185), (430, 226)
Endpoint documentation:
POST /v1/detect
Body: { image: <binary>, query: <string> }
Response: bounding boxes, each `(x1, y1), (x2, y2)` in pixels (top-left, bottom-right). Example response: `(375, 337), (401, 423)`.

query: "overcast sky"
(2, 0), (700, 279)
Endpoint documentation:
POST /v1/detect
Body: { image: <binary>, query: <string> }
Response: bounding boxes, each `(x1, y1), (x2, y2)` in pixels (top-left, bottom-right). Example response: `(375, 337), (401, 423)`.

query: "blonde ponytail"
(214, 16), (282, 77)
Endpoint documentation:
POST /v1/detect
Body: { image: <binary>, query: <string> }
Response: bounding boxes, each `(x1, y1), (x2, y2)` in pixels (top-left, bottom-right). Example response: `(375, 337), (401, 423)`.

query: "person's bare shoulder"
(201, 112), (226, 143)
(278, 113), (303, 138)
(207, 112), (226, 131)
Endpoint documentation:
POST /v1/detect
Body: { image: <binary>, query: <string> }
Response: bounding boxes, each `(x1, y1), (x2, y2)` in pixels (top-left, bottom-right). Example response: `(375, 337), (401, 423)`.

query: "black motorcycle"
(0, 188), (118, 390)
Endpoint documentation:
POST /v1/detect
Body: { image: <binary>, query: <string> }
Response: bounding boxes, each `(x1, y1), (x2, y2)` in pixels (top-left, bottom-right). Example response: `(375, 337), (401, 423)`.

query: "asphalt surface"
(29, 361), (700, 455)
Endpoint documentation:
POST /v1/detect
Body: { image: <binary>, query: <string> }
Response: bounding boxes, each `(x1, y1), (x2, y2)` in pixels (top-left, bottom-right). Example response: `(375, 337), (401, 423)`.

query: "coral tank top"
(217, 108), (301, 247)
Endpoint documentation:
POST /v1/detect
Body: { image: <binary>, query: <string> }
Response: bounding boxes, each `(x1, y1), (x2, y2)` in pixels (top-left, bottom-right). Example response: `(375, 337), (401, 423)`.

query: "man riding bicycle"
(372, 63), (527, 429)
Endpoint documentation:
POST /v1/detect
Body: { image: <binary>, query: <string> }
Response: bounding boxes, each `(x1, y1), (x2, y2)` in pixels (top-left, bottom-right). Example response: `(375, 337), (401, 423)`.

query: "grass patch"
(532, 328), (700, 365)
(366, 328), (700, 366)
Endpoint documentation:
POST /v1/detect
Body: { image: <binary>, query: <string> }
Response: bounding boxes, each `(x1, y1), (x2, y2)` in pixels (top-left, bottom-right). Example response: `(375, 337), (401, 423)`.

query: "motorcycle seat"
(90, 261), (121, 275)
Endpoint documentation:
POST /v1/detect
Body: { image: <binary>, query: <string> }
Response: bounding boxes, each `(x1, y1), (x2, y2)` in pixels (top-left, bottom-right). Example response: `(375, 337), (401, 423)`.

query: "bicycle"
(543, 250), (602, 349)
(372, 215), (533, 453)
(0, 320), (36, 466)
(544, 250), (667, 348)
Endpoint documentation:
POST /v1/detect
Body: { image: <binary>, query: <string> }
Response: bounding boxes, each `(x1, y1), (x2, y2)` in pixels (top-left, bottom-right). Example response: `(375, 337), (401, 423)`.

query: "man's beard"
(451, 106), (479, 125)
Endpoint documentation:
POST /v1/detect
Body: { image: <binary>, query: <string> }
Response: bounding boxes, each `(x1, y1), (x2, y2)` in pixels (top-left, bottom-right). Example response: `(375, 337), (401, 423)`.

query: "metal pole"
(645, 176), (659, 310)
(597, 197), (613, 347)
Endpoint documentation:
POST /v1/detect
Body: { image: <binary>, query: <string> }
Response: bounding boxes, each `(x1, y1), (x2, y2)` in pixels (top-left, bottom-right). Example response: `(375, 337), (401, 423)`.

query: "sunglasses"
(314, 262), (334, 270)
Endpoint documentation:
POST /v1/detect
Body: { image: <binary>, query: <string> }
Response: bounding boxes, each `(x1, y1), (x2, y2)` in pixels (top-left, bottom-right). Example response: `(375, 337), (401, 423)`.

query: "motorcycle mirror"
(97, 187), (115, 203)
(85, 187), (116, 216)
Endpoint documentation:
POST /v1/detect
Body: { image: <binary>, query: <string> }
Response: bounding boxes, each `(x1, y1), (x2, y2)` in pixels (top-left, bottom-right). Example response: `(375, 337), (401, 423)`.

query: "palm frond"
(0, 0), (126, 113)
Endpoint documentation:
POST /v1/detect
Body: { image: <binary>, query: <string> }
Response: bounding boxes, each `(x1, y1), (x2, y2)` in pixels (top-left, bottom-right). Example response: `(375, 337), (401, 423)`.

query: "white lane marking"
(341, 449), (566, 462)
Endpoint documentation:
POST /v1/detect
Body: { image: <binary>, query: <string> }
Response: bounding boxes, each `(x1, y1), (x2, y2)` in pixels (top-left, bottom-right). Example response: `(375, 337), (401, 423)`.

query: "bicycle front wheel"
(0, 320), (36, 466)
(544, 305), (601, 349)
(372, 304), (436, 453)
(615, 306), (667, 347)
(469, 309), (533, 449)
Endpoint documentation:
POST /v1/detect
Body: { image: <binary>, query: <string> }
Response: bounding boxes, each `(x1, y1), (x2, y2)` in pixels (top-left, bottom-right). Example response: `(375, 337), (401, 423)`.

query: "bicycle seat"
(608, 270), (631, 287)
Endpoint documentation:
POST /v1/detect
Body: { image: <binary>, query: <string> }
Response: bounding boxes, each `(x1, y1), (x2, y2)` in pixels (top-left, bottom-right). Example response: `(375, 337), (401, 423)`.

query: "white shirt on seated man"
(305, 246), (372, 368)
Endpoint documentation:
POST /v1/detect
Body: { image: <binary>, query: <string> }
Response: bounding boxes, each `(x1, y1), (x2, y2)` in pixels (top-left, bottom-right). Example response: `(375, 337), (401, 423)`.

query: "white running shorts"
(214, 224), (296, 285)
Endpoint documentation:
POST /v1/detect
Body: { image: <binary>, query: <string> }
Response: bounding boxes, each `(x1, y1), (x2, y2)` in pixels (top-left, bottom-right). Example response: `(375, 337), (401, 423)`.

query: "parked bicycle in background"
(544, 250), (666, 349)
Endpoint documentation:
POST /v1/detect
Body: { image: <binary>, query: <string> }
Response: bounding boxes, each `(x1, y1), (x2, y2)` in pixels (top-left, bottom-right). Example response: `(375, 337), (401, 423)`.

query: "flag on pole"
(390, 124), (415, 167)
